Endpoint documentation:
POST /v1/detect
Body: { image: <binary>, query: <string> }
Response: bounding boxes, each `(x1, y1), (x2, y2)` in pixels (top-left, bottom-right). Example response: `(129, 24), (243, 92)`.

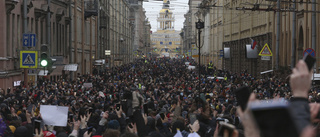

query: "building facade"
(274, 0), (320, 73)
(71, 0), (98, 79)
(189, 0), (273, 75)
(182, 11), (192, 55)
(144, 19), (151, 56)
(109, 0), (132, 66)
(151, 0), (181, 58)
(129, 0), (148, 58)
(220, 0), (320, 76)
(182, 0), (202, 60)
(192, 0), (320, 76)
(0, 0), (75, 89)
(0, 0), (138, 90)
(209, 0), (224, 69)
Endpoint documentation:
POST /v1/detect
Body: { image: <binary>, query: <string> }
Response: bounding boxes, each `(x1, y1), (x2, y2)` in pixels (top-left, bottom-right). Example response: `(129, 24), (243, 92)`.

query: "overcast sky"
(143, 0), (189, 32)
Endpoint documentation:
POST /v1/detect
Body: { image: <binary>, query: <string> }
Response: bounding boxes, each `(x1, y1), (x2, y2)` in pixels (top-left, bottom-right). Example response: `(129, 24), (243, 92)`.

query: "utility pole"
(291, 0), (296, 69)
(46, 0), (51, 77)
(23, 0), (28, 86)
(276, 0), (281, 70)
(196, 19), (204, 92)
(312, 0), (316, 70)
(69, 0), (73, 80)
(198, 29), (201, 90)
(47, 0), (51, 56)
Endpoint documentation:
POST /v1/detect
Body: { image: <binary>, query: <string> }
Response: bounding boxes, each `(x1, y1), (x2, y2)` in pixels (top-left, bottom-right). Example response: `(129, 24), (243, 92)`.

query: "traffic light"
(40, 44), (49, 67)
(196, 20), (204, 29)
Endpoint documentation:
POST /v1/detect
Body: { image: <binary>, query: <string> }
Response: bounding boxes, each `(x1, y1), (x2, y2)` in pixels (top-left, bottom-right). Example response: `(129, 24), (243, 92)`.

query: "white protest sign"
(188, 66), (196, 70)
(83, 83), (93, 88)
(40, 105), (68, 126)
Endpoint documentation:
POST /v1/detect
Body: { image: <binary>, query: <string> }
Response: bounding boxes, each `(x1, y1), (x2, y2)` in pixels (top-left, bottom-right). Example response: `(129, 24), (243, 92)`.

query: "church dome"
(160, 9), (171, 13)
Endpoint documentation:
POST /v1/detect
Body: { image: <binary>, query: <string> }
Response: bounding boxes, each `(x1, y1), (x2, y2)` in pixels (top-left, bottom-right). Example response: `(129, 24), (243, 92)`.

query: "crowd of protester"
(0, 57), (319, 137)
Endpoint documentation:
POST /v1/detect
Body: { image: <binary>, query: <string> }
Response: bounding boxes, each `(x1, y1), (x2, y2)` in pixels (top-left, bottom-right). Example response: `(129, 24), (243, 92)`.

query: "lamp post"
(195, 18), (204, 92)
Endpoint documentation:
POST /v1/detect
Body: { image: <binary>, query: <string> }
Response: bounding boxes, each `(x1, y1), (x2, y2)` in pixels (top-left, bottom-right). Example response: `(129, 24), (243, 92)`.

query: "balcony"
(56, 8), (65, 22)
(84, 0), (98, 19)
(157, 17), (175, 22)
(6, 0), (19, 14)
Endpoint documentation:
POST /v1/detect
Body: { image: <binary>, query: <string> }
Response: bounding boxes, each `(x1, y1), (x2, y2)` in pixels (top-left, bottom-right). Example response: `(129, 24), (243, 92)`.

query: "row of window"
(151, 38), (180, 41)
(151, 33), (180, 37)
(6, 14), (69, 57)
(160, 42), (173, 45)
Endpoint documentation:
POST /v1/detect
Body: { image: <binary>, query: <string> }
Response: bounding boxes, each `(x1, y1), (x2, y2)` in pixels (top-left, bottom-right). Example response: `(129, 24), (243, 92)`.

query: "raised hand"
(290, 60), (312, 98)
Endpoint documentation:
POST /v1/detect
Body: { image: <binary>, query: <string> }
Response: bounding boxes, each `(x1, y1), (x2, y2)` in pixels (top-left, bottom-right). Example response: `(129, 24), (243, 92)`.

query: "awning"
(50, 65), (64, 75)
(64, 64), (78, 71)
(38, 70), (49, 76)
(260, 70), (273, 75)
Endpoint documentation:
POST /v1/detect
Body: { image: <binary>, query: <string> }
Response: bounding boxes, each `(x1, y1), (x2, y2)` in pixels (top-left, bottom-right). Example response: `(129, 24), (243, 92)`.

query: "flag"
(251, 38), (257, 49)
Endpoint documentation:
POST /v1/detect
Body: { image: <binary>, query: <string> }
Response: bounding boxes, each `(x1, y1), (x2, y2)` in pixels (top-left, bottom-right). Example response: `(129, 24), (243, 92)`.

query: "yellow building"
(151, 0), (181, 58)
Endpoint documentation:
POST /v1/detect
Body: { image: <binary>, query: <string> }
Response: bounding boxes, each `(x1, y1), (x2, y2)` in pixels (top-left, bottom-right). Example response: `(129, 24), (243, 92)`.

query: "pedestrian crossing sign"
(20, 51), (38, 68)
(259, 43), (273, 56)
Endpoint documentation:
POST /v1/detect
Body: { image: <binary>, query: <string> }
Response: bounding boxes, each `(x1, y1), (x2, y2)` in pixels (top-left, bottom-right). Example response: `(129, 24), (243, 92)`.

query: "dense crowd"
(0, 57), (319, 137)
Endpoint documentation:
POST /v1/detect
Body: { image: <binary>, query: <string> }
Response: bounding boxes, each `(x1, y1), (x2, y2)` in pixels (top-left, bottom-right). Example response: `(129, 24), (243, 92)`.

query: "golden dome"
(160, 9), (171, 13)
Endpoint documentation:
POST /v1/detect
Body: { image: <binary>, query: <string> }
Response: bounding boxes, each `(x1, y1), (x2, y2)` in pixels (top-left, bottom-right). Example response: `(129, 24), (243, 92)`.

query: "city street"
(1, 0), (320, 137)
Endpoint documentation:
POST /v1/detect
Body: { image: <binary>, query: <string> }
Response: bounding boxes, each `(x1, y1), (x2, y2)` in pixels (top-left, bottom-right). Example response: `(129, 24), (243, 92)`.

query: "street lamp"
(195, 12), (204, 92)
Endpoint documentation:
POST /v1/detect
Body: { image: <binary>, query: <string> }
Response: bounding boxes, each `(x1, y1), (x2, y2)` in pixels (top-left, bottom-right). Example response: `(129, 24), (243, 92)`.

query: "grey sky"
(143, 0), (189, 32)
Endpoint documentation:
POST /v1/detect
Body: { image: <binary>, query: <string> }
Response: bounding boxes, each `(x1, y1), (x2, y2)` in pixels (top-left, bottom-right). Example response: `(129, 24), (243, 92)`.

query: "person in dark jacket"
(155, 113), (173, 137)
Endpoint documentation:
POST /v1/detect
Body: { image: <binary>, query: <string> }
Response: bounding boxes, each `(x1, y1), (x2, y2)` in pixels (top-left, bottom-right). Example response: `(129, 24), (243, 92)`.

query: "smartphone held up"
(33, 119), (41, 135)
(235, 86), (251, 111)
(303, 54), (316, 72)
(249, 100), (299, 137)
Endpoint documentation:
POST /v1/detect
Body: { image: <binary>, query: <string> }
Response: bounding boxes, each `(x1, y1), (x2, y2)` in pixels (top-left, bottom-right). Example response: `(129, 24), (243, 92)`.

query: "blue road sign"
(303, 48), (316, 57)
(23, 33), (36, 47)
(20, 51), (38, 68)
(220, 50), (224, 57)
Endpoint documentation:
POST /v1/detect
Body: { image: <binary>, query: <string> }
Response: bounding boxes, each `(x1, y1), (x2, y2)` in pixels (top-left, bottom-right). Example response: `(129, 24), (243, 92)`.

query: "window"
(77, 17), (81, 42)
(62, 25), (64, 55)
(53, 22), (55, 54)
(12, 14), (15, 57)
(31, 18), (34, 33)
(71, 15), (74, 41)
(160, 41), (163, 45)
(41, 20), (44, 43)
(56, 23), (59, 55)
(85, 21), (88, 44)
(17, 15), (20, 56)
(27, 17), (29, 31)
(169, 42), (172, 45)
(7, 14), (11, 56)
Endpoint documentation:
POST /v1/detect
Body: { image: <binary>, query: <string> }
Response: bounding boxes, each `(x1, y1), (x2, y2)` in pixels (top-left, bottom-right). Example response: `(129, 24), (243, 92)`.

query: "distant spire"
(163, 0), (170, 9)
